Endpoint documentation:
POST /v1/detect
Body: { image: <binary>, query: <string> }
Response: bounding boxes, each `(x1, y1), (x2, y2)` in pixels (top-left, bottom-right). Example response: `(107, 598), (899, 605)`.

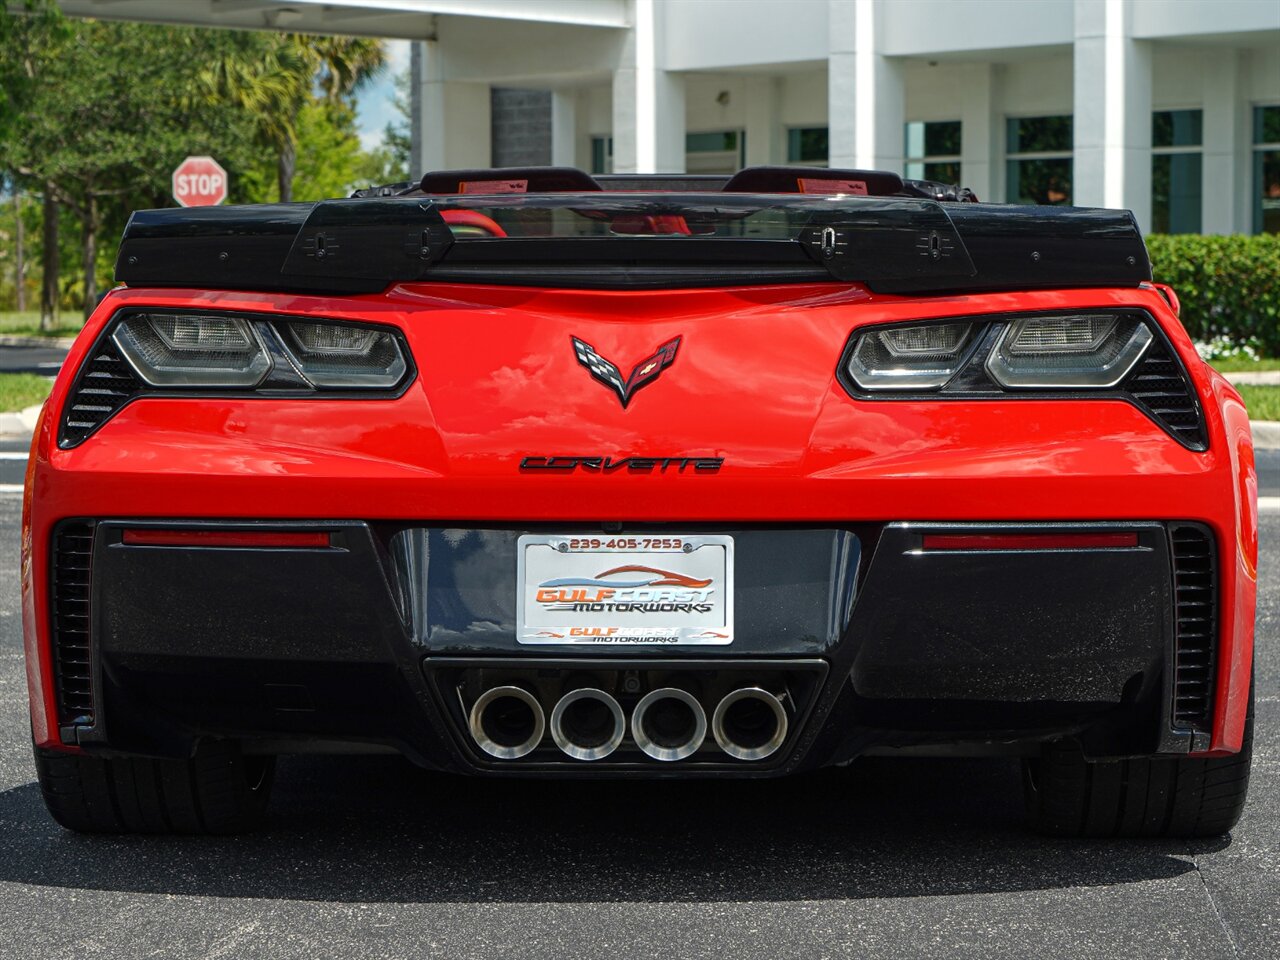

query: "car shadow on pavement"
(0, 754), (1224, 903)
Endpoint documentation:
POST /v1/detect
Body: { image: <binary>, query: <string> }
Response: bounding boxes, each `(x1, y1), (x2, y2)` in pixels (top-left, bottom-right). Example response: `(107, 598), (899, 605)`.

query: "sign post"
(172, 156), (228, 207)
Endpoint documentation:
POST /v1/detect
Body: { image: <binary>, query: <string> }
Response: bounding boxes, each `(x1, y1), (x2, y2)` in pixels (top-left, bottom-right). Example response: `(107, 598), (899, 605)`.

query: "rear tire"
(1023, 697), (1253, 839)
(34, 739), (274, 835)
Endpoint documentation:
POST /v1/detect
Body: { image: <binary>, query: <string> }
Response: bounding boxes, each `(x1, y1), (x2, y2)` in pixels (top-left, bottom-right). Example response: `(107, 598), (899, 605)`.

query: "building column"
(1202, 49), (1249, 235)
(828, 0), (904, 172)
(828, 0), (857, 168)
(612, 0), (685, 173)
(743, 76), (782, 166)
(551, 90), (577, 167)
(411, 39), (491, 172)
(1073, 0), (1152, 226)
(959, 63), (996, 202)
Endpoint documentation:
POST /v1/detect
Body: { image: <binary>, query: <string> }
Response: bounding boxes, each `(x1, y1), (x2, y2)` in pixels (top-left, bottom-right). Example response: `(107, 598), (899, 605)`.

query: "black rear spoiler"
(115, 193), (1150, 295)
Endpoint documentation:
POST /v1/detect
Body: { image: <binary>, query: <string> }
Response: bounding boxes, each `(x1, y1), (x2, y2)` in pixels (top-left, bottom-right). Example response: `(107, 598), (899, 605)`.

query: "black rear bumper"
(53, 518), (1213, 774)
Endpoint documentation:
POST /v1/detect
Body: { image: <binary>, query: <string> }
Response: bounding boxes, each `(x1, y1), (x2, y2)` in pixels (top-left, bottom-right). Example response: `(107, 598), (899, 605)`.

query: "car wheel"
(1023, 686), (1253, 839)
(33, 739), (274, 835)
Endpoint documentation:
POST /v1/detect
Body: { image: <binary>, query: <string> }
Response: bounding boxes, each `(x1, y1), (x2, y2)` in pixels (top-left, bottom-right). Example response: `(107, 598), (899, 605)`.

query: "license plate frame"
(516, 534), (734, 645)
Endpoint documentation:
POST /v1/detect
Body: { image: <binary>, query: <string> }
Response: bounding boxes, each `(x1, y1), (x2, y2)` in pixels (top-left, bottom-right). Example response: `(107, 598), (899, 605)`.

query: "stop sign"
(172, 155), (228, 207)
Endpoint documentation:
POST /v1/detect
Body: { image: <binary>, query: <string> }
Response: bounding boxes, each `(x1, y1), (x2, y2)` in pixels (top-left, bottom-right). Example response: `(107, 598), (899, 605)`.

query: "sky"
(355, 39), (410, 151)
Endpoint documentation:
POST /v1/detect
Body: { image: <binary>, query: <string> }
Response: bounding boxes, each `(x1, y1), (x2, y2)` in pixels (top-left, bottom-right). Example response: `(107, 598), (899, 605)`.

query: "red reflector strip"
(922, 533), (1139, 551)
(122, 530), (330, 548)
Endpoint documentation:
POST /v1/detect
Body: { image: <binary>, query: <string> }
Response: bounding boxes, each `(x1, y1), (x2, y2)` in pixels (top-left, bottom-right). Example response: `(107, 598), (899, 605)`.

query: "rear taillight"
(59, 310), (415, 447)
(922, 532), (1139, 551)
(838, 309), (1207, 450)
(121, 529), (330, 548)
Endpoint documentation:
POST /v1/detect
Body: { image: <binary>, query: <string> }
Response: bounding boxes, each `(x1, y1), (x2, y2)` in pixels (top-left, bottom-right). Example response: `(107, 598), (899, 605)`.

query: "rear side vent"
(1169, 523), (1216, 733)
(1124, 340), (1208, 451)
(58, 336), (142, 448)
(51, 522), (95, 728)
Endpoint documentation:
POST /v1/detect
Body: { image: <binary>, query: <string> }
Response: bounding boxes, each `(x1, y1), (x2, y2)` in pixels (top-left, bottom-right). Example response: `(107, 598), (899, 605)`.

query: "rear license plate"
(517, 534), (734, 645)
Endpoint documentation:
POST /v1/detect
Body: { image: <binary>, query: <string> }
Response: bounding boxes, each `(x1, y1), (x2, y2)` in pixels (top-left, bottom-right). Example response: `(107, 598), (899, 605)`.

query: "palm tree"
(204, 33), (385, 202)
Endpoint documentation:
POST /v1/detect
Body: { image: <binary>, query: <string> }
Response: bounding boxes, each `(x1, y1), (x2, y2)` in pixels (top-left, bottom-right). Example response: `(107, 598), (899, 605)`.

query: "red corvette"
(22, 165), (1255, 836)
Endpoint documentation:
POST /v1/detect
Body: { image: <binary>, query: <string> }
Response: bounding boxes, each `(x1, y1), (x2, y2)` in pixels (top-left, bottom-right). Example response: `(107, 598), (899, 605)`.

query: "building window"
(1152, 109), (1203, 234)
(1006, 115), (1073, 205)
(1255, 105), (1280, 234)
(590, 136), (613, 175)
(904, 120), (961, 183)
(787, 127), (828, 166)
(685, 130), (744, 174)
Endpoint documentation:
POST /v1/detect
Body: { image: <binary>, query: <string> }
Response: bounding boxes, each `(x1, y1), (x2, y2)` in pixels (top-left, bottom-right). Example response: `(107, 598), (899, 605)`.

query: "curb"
(1223, 371), (1280, 386)
(0, 334), (78, 349)
(0, 403), (44, 439)
(1251, 421), (1280, 450)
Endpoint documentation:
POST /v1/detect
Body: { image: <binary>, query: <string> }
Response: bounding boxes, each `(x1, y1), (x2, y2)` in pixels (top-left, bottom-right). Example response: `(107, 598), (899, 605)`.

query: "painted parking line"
(1259, 496), (1280, 513)
(0, 452), (28, 460)
(0, 484), (23, 495)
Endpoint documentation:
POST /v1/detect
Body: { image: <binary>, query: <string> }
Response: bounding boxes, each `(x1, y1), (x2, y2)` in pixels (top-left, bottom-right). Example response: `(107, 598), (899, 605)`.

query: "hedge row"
(1146, 233), (1280, 355)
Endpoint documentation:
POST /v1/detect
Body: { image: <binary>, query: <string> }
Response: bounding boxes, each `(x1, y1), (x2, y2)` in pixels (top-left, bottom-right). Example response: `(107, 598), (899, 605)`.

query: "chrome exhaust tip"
(632, 688), (707, 762)
(712, 687), (788, 761)
(550, 688), (626, 761)
(468, 685), (545, 759)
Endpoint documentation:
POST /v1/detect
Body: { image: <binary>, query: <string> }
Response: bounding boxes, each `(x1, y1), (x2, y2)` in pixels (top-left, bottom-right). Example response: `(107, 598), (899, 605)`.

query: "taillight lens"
(843, 311), (1155, 394)
(108, 312), (411, 392)
(985, 315), (1153, 388)
(846, 322), (975, 390)
(282, 321), (407, 388)
(113, 314), (272, 387)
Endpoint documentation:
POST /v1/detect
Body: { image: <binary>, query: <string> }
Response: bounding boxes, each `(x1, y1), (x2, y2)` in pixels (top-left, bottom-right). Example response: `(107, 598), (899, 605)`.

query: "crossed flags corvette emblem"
(571, 336), (681, 409)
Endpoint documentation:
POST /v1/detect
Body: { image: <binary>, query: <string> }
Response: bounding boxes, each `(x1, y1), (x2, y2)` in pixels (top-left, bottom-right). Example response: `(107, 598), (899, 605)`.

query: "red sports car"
(22, 165), (1255, 837)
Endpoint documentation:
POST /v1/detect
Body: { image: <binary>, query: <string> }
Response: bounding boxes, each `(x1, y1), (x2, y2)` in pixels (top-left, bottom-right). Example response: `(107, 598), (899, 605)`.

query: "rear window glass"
(433, 194), (838, 240)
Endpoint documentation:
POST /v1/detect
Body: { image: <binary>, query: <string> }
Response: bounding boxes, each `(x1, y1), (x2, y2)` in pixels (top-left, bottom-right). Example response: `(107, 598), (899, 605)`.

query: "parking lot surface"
(0, 489), (1275, 959)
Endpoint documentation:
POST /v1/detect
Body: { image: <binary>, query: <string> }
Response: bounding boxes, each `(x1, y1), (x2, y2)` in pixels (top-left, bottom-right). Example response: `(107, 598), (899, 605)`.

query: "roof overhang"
(54, 0), (629, 40)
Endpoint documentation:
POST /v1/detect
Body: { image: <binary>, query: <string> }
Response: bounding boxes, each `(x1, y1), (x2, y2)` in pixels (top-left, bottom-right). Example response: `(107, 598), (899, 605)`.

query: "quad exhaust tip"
(712, 687), (788, 761)
(632, 687), (707, 762)
(550, 688), (626, 761)
(469, 685), (546, 759)
(468, 682), (788, 764)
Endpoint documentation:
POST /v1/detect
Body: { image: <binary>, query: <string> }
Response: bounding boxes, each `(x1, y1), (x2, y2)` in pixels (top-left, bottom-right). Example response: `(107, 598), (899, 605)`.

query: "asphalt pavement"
(0, 454), (1275, 958)
(0, 343), (68, 376)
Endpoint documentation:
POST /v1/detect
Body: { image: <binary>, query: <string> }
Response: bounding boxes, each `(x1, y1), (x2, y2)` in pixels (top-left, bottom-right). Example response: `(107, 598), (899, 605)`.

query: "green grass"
(0, 373), (52, 413)
(0, 311), (85, 338)
(1235, 385), (1280, 421)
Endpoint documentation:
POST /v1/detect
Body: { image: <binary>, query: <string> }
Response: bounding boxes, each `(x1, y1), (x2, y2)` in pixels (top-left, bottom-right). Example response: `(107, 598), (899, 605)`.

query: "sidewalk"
(1221, 372), (1280, 447)
(0, 404), (42, 439)
(1224, 371), (1280, 386)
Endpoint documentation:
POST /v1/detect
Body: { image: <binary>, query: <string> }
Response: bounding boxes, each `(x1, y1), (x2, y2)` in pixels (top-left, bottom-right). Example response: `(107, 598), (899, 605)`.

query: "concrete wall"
(662, 0), (828, 70)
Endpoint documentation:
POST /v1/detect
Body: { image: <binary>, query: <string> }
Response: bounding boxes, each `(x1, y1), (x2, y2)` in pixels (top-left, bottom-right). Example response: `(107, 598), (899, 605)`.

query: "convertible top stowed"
(115, 164), (1151, 295)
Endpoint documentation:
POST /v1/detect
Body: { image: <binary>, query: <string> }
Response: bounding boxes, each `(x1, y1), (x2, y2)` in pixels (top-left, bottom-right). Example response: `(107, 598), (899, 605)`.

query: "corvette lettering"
(520, 456), (723, 473)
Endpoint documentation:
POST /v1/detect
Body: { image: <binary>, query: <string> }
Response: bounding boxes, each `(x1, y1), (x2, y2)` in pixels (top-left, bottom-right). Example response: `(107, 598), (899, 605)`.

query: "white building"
(59, 0), (1280, 234)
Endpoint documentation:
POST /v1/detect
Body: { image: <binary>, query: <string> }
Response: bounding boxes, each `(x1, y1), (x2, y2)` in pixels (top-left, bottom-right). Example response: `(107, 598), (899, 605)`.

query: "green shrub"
(1146, 233), (1280, 356)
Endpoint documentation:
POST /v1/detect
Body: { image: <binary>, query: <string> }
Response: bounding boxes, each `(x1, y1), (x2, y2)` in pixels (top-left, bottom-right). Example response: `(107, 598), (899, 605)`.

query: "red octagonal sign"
(172, 155), (228, 207)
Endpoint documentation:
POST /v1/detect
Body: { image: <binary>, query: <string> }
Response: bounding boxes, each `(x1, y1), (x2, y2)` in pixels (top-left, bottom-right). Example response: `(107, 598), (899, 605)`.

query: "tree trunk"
(277, 138), (296, 203)
(81, 191), (97, 320)
(40, 186), (58, 333)
(14, 193), (24, 314)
